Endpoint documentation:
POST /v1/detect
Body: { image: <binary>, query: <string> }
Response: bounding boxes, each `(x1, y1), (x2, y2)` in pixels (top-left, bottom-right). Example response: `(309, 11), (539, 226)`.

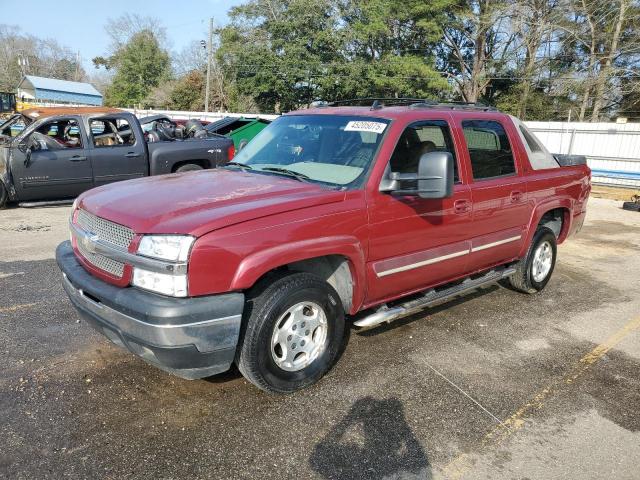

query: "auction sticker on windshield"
(344, 121), (387, 134)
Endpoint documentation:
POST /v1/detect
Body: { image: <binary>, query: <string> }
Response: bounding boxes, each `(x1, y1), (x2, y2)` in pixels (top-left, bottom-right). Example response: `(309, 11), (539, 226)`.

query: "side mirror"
(382, 151), (454, 199)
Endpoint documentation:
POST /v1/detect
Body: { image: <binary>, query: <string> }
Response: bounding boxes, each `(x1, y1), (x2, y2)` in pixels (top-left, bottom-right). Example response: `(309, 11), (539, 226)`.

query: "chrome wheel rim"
(271, 301), (328, 372)
(532, 241), (553, 282)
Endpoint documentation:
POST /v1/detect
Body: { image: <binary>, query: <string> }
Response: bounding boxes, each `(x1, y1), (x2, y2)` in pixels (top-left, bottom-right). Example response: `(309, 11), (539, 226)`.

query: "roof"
(20, 75), (103, 98)
(21, 106), (122, 120)
(287, 105), (507, 121)
(139, 114), (172, 125)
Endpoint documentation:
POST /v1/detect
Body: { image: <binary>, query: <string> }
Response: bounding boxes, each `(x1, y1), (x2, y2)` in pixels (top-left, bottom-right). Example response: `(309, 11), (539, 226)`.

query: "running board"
(354, 266), (517, 328)
(19, 199), (74, 208)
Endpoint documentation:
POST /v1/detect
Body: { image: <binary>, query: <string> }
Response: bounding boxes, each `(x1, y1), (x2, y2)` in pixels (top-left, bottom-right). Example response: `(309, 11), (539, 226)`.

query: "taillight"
(227, 144), (235, 160)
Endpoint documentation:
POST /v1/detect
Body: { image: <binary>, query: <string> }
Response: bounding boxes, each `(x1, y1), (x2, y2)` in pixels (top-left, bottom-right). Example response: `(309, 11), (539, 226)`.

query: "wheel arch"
(519, 200), (572, 258)
(171, 159), (210, 172)
(230, 237), (367, 315)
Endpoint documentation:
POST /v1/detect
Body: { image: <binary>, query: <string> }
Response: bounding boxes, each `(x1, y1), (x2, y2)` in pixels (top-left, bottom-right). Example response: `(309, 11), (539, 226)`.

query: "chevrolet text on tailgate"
(56, 100), (591, 393)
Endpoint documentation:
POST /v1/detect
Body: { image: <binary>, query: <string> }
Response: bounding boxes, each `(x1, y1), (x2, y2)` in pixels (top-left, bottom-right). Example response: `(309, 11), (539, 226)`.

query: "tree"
(563, 0), (640, 121)
(95, 29), (171, 107)
(169, 70), (206, 110)
(218, 0), (452, 113)
(0, 24), (86, 91)
(438, 0), (516, 103)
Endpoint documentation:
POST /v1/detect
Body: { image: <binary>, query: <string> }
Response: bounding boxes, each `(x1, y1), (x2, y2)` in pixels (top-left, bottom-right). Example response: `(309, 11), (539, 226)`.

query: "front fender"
(230, 236), (367, 314)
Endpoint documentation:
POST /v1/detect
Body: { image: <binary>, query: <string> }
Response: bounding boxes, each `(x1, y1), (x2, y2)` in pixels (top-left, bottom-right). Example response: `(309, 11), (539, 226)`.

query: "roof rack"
(409, 100), (497, 112)
(321, 98), (498, 112)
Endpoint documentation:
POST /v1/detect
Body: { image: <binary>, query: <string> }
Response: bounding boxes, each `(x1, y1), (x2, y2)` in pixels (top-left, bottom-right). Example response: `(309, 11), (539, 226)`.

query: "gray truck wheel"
(0, 182), (8, 209)
(508, 227), (557, 294)
(176, 163), (203, 172)
(236, 272), (345, 393)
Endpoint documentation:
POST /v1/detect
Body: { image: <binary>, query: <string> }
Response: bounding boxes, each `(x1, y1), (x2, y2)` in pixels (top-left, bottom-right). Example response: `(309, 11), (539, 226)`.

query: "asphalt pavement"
(1, 197), (639, 479)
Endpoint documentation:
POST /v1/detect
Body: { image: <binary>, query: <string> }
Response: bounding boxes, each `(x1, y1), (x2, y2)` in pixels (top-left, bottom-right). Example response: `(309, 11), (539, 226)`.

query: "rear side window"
(91, 117), (136, 147)
(462, 120), (516, 180)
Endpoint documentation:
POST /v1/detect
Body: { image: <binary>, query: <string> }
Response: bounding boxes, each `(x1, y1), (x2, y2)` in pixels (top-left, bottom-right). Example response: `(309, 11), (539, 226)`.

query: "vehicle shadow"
(309, 396), (431, 480)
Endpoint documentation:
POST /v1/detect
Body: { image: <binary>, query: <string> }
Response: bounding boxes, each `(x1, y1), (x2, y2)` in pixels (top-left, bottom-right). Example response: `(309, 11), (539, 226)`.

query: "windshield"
(230, 115), (389, 187)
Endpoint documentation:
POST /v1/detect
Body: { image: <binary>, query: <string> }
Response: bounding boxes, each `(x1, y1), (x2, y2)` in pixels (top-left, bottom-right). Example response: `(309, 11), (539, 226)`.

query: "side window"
(33, 119), (83, 149)
(389, 120), (459, 182)
(1, 118), (25, 137)
(91, 117), (136, 147)
(462, 120), (515, 180)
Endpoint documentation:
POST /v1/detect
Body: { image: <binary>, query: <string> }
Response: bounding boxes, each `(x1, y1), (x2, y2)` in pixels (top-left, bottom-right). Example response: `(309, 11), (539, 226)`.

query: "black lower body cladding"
(55, 241), (244, 379)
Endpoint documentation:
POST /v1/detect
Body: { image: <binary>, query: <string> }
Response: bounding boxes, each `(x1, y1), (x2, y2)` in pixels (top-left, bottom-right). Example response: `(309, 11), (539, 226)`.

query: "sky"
(2, 0), (246, 72)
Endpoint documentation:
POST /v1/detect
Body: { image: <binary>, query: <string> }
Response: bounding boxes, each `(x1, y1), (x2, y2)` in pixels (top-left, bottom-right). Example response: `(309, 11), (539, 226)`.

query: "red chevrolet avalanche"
(56, 101), (591, 393)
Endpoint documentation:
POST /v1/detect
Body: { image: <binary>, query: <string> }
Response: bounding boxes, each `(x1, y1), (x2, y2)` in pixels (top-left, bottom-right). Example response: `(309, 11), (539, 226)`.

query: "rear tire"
(622, 201), (640, 212)
(0, 182), (8, 209)
(508, 227), (557, 294)
(176, 163), (203, 172)
(237, 272), (346, 393)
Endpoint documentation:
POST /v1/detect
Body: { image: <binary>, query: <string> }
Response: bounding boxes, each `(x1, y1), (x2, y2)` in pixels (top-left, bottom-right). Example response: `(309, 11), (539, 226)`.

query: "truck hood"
(78, 169), (346, 236)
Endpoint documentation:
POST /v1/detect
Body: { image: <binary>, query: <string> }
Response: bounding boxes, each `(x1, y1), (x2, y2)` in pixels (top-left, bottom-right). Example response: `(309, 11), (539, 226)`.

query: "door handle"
(125, 152), (141, 158)
(454, 199), (471, 214)
(70, 156), (87, 162)
(510, 191), (524, 202)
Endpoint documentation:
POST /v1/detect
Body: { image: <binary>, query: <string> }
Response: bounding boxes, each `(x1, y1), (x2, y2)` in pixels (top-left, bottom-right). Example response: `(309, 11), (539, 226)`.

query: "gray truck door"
(87, 115), (147, 187)
(12, 117), (93, 201)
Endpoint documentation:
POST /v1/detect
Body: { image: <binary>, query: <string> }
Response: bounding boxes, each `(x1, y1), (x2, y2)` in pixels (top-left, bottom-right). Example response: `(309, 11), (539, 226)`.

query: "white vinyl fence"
(126, 108), (640, 189)
(525, 121), (640, 189)
(125, 108), (279, 123)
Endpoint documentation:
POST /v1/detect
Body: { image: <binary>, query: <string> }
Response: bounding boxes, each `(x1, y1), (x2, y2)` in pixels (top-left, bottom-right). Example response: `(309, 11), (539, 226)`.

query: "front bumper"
(56, 241), (244, 379)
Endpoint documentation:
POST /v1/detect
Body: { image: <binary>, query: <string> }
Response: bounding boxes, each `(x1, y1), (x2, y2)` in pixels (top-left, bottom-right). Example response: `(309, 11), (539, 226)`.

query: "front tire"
(0, 182), (8, 209)
(508, 227), (557, 293)
(237, 272), (346, 393)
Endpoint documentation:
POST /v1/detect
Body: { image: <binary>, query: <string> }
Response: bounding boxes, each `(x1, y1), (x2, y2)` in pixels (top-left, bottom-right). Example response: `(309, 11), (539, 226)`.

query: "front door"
(87, 115), (147, 187)
(12, 117), (93, 201)
(366, 118), (474, 305)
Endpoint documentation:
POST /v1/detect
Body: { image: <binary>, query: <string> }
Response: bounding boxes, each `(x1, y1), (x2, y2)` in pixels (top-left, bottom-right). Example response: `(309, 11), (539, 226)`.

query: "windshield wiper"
(224, 161), (253, 170)
(260, 167), (310, 182)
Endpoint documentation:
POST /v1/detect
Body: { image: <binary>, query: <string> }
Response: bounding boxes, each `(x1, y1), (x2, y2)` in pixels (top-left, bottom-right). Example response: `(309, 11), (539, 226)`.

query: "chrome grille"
(77, 239), (125, 277)
(76, 209), (134, 250)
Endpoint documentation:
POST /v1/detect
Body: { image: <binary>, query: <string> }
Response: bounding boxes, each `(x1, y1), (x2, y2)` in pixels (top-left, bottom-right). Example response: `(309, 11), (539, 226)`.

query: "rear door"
(11, 116), (93, 201)
(87, 115), (147, 187)
(454, 115), (531, 270)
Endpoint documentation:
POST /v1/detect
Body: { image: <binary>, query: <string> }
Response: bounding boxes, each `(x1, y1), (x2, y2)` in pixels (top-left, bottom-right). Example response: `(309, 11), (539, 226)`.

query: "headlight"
(134, 235), (195, 297)
(137, 235), (194, 262)
(132, 269), (188, 297)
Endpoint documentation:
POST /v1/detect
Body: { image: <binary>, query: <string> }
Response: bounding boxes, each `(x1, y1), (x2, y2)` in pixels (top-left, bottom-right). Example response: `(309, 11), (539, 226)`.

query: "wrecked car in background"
(0, 108), (234, 208)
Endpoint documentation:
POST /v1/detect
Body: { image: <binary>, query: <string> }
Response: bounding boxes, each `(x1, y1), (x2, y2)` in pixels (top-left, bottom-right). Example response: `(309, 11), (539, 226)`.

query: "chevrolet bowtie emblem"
(82, 234), (100, 254)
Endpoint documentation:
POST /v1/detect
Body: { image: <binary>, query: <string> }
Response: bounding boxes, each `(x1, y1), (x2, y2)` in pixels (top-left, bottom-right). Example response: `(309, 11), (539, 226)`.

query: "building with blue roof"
(17, 75), (103, 106)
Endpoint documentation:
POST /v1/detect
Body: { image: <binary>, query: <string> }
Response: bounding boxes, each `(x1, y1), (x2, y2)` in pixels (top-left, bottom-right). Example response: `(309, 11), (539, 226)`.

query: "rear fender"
(520, 199), (573, 257)
(230, 236), (367, 315)
(148, 139), (233, 175)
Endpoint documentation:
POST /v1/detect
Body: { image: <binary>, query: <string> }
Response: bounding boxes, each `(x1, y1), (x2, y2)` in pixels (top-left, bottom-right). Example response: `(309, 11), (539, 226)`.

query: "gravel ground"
(1, 197), (639, 479)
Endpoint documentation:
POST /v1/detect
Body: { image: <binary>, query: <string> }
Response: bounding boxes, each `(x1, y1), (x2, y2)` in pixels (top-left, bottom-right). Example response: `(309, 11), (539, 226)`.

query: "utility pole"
(205, 17), (213, 113)
(75, 51), (81, 81)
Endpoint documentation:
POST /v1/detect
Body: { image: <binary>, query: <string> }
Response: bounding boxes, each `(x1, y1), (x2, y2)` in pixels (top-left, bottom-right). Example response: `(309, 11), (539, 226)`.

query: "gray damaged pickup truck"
(0, 108), (234, 208)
